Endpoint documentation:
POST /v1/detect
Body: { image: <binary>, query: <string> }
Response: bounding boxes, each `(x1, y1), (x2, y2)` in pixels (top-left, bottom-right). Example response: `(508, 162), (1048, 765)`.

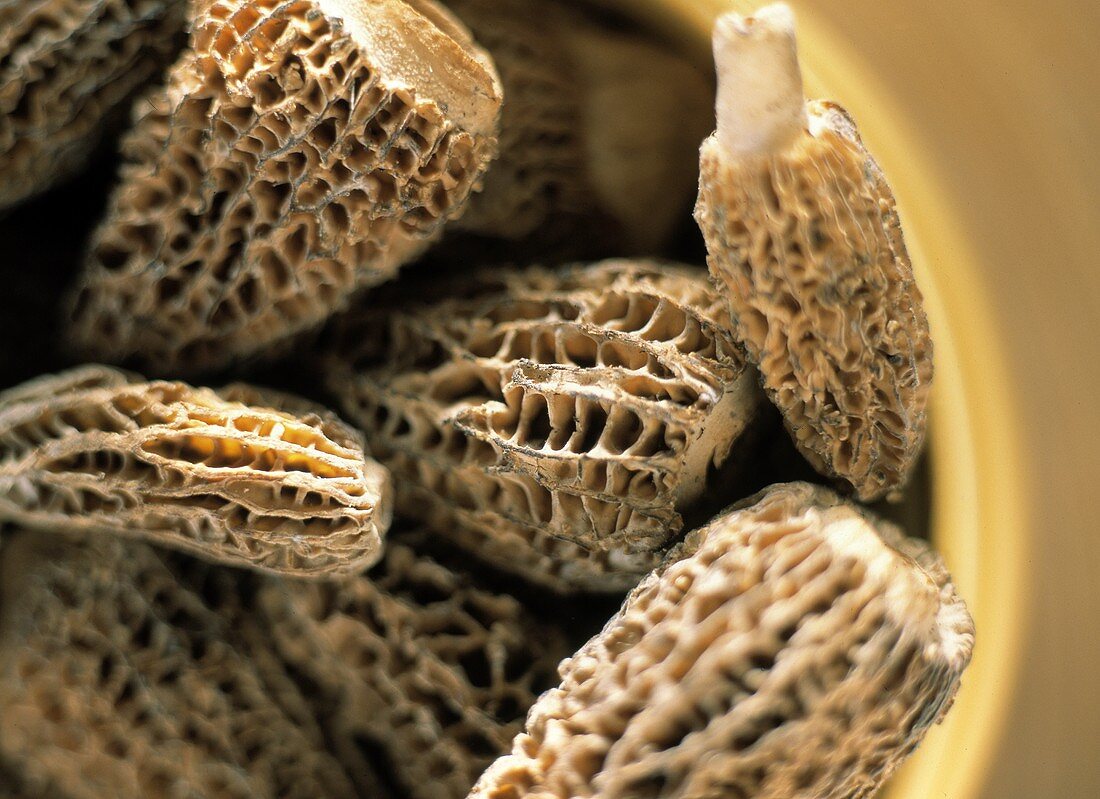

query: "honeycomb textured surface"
(696, 100), (932, 502)
(0, 365), (392, 577)
(444, 0), (588, 243)
(0, 0), (186, 210)
(448, 0), (712, 256)
(68, 0), (502, 375)
(0, 531), (357, 798)
(256, 537), (570, 799)
(471, 482), (974, 799)
(326, 260), (761, 592)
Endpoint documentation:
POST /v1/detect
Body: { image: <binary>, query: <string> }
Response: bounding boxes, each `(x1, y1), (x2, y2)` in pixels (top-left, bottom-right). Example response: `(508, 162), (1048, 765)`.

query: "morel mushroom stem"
(713, 3), (807, 157)
(695, 3), (933, 502)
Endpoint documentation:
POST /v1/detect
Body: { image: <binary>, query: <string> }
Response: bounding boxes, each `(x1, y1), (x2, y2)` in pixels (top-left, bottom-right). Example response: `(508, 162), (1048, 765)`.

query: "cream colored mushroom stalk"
(694, 3), (933, 502)
(470, 482), (974, 799)
(67, 0), (502, 375)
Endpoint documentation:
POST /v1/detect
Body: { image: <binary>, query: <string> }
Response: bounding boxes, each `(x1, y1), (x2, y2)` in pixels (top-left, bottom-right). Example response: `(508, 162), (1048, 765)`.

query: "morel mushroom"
(326, 260), (762, 592)
(256, 536), (571, 799)
(694, 3), (933, 501)
(0, 365), (392, 577)
(445, 0), (712, 255)
(0, 532), (358, 797)
(67, 0), (502, 374)
(0, 0), (186, 210)
(471, 482), (974, 799)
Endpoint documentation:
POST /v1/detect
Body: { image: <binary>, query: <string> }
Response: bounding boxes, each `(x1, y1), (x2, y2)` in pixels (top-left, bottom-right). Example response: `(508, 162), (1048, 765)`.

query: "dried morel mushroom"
(0, 365), (392, 577)
(0, 532), (357, 798)
(68, 0), (502, 375)
(445, 0), (712, 255)
(255, 537), (570, 799)
(694, 4), (933, 501)
(0, 0), (186, 210)
(326, 260), (762, 592)
(471, 482), (974, 799)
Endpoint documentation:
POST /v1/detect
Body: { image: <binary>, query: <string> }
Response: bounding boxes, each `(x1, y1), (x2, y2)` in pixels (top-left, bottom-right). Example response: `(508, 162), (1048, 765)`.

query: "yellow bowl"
(600, 1), (1037, 796)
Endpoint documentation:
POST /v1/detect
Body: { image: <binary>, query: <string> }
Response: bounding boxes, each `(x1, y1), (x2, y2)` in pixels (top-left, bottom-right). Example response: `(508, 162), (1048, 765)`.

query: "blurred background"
(771, 2), (1100, 796)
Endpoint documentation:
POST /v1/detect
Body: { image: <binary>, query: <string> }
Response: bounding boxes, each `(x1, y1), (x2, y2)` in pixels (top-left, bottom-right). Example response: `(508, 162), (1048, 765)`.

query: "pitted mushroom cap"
(446, 0), (711, 255)
(255, 536), (571, 798)
(0, 365), (392, 578)
(67, 0), (502, 375)
(694, 3), (933, 501)
(325, 259), (762, 593)
(0, 532), (358, 797)
(0, 0), (186, 209)
(470, 482), (974, 799)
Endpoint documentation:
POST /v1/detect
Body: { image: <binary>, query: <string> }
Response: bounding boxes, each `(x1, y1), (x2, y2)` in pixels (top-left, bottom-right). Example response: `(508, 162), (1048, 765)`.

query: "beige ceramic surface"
(600, 0), (1100, 796)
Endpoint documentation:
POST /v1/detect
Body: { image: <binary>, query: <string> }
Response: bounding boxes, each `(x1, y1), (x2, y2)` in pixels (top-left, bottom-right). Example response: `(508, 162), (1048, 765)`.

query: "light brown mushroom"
(694, 3), (933, 501)
(470, 482), (974, 799)
(0, 365), (392, 578)
(324, 260), (763, 593)
(255, 535), (572, 799)
(0, 532), (358, 798)
(0, 0), (186, 210)
(67, 0), (501, 375)
(444, 0), (713, 256)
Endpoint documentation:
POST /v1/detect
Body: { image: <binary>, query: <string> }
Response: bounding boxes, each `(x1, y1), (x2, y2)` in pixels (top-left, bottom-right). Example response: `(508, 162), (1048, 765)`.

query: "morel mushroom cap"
(0, 365), (392, 578)
(255, 536), (570, 798)
(0, 0), (186, 210)
(694, 3), (933, 501)
(0, 532), (357, 797)
(67, 0), (501, 375)
(447, 0), (712, 255)
(471, 482), (974, 799)
(325, 259), (763, 593)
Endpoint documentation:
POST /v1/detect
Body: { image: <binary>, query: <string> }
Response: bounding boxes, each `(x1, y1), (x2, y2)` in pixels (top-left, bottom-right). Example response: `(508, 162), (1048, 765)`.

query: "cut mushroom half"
(694, 3), (933, 501)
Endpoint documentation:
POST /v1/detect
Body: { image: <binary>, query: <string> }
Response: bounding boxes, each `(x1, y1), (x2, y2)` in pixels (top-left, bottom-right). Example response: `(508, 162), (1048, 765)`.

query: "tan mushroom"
(325, 260), (763, 593)
(0, 0), (186, 210)
(67, 0), (501, 375)
(0, 532), (358, 797)
(694, 3), (933, 501)
(255, 534), (571, 799)
(0, 365), (392, 578)
(445, 0), (712, 256)
(470, 482), (974, 799)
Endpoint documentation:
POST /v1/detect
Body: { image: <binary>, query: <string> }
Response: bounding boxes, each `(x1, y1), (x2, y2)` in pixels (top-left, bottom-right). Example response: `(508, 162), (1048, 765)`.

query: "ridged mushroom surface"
(446, 0), (712, 256)
(68, 0), (501, 374)
(0, 0), (186, 209)
(325, 260), (762, 592)
(256, 538), (570, 799)
(471, 482), (974, 799)
(0, 532), (357, 798)
(0, 365), (392, 577)
(694, 5), (932, 501)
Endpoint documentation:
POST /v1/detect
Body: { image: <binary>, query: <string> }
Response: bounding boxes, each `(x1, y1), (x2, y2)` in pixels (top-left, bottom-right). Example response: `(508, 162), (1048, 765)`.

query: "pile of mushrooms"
(0, 2), (971, 798)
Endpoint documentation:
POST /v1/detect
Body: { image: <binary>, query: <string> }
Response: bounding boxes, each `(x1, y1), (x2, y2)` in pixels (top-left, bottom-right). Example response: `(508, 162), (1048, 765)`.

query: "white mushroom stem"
(713, 2), (808, 158)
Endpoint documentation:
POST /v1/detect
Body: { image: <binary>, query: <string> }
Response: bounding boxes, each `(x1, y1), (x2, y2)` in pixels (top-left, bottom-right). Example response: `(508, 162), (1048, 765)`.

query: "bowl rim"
(603, 1), (1031, 796)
